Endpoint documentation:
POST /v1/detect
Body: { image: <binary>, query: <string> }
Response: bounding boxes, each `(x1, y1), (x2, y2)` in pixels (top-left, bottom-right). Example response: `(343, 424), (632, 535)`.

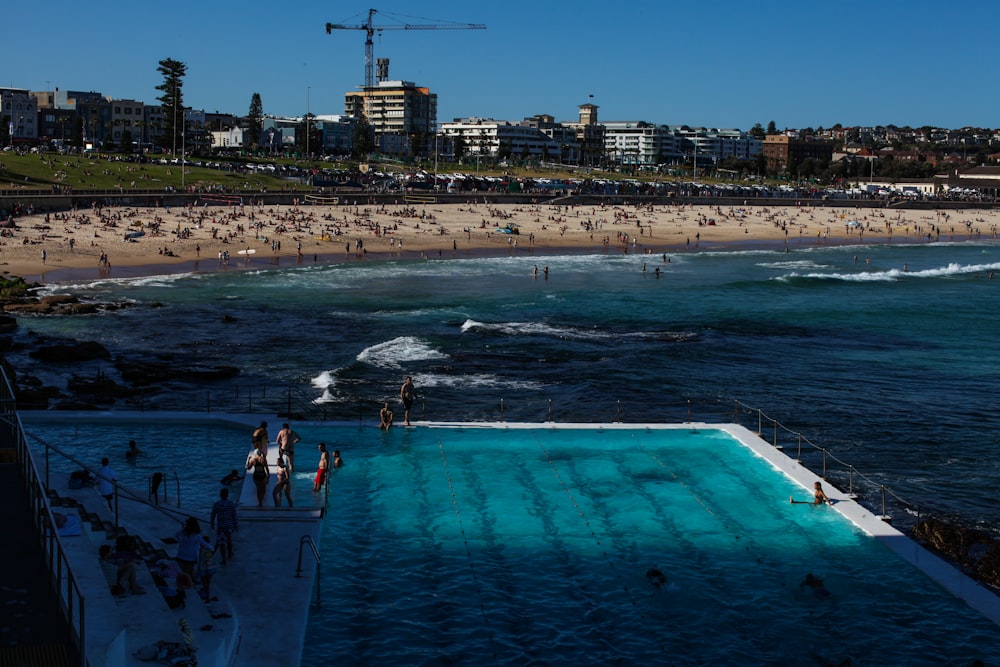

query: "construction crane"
(325, 9), (486, 90)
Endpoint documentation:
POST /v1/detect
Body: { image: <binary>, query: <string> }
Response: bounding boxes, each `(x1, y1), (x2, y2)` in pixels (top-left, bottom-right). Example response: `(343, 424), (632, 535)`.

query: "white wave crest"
(357, 336), (449, 369)
(461, 318), (608, 340)
(415, 372), (545, 391)
(310, 370), (337, 389)
(775, 261), (1000, 283)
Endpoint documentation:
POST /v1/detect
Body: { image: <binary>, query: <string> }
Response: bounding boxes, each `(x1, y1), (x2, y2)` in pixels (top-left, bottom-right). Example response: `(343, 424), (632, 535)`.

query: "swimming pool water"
(24, 417), (1000, 666)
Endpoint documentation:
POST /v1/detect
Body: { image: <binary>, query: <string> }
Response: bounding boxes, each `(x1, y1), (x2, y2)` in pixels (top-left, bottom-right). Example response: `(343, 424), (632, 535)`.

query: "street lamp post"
(306, 86), (311, 158)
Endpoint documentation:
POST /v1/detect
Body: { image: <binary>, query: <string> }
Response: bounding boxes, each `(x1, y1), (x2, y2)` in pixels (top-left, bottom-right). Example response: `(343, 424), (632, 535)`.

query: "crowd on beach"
(2, 197), (1000, 281)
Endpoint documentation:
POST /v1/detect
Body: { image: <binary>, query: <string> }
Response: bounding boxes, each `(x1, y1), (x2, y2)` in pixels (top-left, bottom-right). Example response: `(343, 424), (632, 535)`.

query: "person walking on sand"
(313, 442), (330, 492)
(400, 375), (416, 426)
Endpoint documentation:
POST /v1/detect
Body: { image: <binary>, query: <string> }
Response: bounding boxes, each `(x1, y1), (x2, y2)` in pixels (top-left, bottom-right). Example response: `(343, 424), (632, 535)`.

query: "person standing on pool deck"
(251, 421), (269, 457)
(275, 422), (300, 471)
(313, 442), (330, 492)
(790, 481), (833, 506)
(210, 488), (238, 564)
(400, 376), (416, 426)
(272, 455), (293, 507)
(96, 457), (117, 509)
(246, 447), (269, 507)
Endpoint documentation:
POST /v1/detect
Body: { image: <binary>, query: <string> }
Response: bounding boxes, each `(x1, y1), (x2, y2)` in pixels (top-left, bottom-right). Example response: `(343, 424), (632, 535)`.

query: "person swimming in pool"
(646, 567), (668, 588)
(790, 481), (833, 506)
(800, 573), (831, 598)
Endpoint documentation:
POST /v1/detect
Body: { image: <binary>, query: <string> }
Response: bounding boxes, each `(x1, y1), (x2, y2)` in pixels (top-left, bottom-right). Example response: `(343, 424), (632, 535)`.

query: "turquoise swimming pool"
(24, 417), (1000, 665)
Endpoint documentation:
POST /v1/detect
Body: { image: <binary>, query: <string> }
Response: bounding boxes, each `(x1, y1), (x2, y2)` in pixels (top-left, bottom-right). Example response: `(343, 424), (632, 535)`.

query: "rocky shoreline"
(0, 275), (238, 410)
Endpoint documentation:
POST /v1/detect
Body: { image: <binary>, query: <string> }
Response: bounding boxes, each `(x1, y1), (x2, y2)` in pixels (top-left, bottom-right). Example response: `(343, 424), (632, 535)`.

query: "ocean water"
(13, 239), (1000, 528)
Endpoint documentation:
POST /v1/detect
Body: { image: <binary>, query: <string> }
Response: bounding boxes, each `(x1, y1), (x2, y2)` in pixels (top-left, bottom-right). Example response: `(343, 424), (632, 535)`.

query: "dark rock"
(38, 294), (79, 307)
(115, 359), (239, 386)
(0, 315), (17, 333)
(912, 516), (996, 582)
(67, 375), (130, 398)
(15, 385), (62, 409)
(53, 400), (104, 411)
(29, 341), (112, 363)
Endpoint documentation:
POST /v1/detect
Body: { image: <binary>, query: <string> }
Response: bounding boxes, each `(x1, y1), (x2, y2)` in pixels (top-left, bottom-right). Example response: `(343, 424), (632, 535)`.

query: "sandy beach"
(3, 199), (997, 284)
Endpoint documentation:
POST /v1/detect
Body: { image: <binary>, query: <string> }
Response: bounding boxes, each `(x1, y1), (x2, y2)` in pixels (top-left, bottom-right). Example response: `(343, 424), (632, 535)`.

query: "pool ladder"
(296, 535), (322, 607)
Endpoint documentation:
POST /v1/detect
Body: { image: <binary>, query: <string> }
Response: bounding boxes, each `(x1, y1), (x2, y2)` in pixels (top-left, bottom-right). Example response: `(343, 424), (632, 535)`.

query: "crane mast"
(325, 8), (486, 90)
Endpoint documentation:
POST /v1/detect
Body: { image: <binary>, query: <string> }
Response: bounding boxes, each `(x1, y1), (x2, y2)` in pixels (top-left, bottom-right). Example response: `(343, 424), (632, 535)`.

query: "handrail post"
(849, 465), (855, 497)
(796, 434), (802, 462)
(616, 400), (622, 423)
(687, 399), (691, 423)
(757, 409), (762, 435)
(500, 398), (504, 422)
(772, 420), (777, 447)
(296, 535), (322, 607)
(821, 448), (827, 479)
(547, 399), (552, 423)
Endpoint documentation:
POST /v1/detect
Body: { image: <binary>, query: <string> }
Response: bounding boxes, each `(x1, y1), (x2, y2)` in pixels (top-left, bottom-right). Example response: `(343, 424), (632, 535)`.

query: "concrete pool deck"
(24, 414), (1000, 665)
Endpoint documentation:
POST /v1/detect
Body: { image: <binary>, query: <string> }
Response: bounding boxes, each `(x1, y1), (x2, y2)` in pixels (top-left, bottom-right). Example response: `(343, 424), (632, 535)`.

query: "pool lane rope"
(437, 439), (501, 665)
(531, 434), (671, 652)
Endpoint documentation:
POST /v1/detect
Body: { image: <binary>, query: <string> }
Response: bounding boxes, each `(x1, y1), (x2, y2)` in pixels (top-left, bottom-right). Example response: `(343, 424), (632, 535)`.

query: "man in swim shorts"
(400, 376), (416, 426)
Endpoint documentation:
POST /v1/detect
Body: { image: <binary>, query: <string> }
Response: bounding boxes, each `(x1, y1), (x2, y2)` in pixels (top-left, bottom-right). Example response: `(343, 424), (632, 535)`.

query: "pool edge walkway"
(723, 422), (1000, 629)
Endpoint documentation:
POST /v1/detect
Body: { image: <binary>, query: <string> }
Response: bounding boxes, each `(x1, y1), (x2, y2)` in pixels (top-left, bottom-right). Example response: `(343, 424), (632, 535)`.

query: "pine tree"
(155, 58), (187, 155)
(247, 93), (263, 150)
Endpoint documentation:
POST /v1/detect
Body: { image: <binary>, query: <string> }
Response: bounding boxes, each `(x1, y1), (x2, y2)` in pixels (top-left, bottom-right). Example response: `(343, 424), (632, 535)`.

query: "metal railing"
(729, 399), (930, 531)
(0, 372), (87, 666)
(295, 535), (322, 607)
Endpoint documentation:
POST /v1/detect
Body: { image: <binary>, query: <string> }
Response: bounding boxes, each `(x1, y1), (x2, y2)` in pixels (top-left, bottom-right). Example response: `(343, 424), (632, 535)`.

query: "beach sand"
(3, 200), (996, 284)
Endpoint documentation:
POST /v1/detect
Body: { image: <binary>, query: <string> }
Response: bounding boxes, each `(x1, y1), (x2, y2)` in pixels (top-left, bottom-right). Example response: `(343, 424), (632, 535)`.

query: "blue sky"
(6, 0), (998, 130)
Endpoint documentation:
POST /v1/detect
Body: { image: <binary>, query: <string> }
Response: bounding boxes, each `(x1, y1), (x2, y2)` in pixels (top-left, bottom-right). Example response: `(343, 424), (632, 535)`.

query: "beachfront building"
(76, 97), (113, 150)
(314, 115), (355, 155)
(667, 126), (762, 164)
(260, 117), (298, 153)
(602, 121), (670, 167)
(762, 133), (834, 173)
(211, 127), (246, 150)
(109, 99), (145, 151)
(440, 117), (562, 161)
(522, 114), (581, 163)
(0, 87), (39, 147)
(344, 80), (437, 156)
(563, 103), (606, 167)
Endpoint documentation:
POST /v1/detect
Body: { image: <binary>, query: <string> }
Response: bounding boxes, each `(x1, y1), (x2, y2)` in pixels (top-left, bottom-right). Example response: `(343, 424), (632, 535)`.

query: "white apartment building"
(440, 117), (562, 160)
(602, 121), (665, 166)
